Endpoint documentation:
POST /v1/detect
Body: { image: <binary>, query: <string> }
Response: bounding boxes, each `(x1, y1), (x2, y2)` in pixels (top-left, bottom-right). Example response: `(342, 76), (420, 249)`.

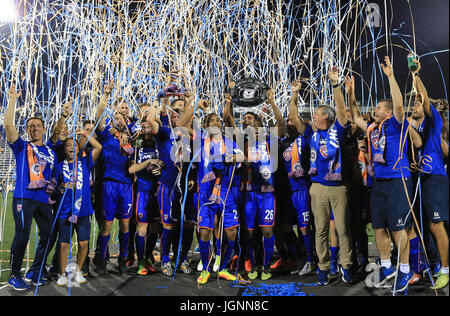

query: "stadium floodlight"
(0, 0), (18, 22)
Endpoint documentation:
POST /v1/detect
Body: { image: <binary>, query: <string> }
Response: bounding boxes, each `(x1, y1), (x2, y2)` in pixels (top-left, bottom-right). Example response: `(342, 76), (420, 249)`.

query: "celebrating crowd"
(3, 57), (449, 294)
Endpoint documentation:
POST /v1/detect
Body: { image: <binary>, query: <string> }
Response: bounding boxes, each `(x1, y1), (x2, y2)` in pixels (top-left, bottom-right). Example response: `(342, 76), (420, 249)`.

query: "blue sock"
(119, 232), (130, 259)
(180, 228), (194, 262)
(263, 236), (275, 267)
(99, 235), (110, 260)
(330, 246), (339, 261)
(216, 238), (221, 256)
(161, 228), (173, 264)
(302, 233), (313, 263)
(410, 236), (420, 273)
(135, 235), (146, 262)
(247, 238), (256, 266)
(199, 239), (211, 271)
(220, 240), (235, 271)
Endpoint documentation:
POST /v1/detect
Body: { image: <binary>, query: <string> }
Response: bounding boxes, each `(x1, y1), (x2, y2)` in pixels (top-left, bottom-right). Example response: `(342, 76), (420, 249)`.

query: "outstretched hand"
(380, 56), (393, 78)
(8, 84), (21, 100)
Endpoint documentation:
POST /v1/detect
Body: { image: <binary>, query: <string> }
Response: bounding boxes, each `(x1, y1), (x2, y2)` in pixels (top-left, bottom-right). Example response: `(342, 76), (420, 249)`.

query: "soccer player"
(128, 119), (163, 275)
(5, 84), (57, 290)
(234, 88), (286, 281)
(308, 66), (354, 285)
(146, 93), (197, 277)
(54, 129), (102, 286)
(185, 106), (243, 284)
(275, 79), (315, 276)
(348, 56), (423, 293)
(409, 61), (449, 290)
(94, 81), (135, 275)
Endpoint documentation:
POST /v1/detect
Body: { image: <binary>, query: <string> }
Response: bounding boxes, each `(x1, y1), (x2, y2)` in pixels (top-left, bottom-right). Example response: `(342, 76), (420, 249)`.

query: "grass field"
(0, 192), (121, 284)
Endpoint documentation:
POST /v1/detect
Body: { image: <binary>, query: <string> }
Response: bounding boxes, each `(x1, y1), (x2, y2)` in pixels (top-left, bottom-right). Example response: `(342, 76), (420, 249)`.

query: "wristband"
(332, 82), (340, 88)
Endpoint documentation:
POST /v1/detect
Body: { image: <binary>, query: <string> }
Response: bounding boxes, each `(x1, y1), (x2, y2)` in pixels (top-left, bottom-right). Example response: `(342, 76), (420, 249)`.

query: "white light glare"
(0, 0), (18, 22)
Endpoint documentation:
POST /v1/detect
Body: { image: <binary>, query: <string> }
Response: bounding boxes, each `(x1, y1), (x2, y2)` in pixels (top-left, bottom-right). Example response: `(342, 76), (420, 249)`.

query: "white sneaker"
(197, 260), (203, 272)
(75, 271), (87, 284)
(213, 256), (221, 272)
(56, 274), (67, 287)
(299, 261), (314, 276)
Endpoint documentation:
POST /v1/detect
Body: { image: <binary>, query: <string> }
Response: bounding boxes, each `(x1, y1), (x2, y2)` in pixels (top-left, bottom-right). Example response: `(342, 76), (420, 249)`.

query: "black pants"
(10, 198), (54, 276)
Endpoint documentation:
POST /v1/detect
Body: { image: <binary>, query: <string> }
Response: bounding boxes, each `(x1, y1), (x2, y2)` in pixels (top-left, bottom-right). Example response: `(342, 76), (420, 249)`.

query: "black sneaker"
(95, 259), (108, 276)
(82, 257), (90, 277)
(118, 257), (129, 274)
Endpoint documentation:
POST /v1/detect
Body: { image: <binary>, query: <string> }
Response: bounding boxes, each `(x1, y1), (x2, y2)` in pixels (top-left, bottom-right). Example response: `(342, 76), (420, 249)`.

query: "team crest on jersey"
(31, 163), (41, 175)
(370, 130), (380, 150)
(75, 198), (82, 210)
(260, 166), (271, 180)
(320, 145), (328, 158)
(283, 147), (292, 161)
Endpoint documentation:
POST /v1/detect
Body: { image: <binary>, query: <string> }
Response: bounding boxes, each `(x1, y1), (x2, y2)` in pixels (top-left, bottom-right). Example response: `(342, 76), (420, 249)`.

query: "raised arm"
(76, 129), (102, 161)
(50, 100), (72, 144)
(96, 81), (114, 132)
(176, 92), (207, 128)
(328, 66), (348, 127)
(381, 56), (404, 122)
(266, 88), (286, 137)
(288, 79), (306, 135)
(411, 60), (431, 117)
(223, 82), (236, 129)
(345, 75), (367, 131)
(4, 84), (21, 144)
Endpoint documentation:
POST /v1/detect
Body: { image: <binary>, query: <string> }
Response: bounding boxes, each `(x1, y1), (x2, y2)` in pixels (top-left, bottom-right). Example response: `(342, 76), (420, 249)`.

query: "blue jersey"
(133, 145), (160, 192)
(417, 105), (446, 176)
(243, 135), (276, 192)
(369, 117), (411, 179)
(9, 137), (56, 204)
(280, 126), (312, 192)
(97, 125), (132, 184)
(54, 153), (95, 218)
(153, 126), (181, 191)
(310, 120), (348, 186)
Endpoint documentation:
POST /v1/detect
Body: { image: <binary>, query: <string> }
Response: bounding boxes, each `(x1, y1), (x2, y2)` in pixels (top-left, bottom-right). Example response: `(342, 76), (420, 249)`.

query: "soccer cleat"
(248, 266), (258, 280)
(137, 261), (148, 275)
(213, 255), (221, 272)
(374, 265), (396, 288)
(318, 270), (329, 286)
(430, 273), (449, 290)
(197, 270), (211, 284)
(230, 255), (238, 271)
(180, 260), (193, 275)
(56, 274), (67, 287)
(392, 271), (414, 294)
(261, 266), (272, 281)
(161, 262), (174, 277)
(118, 257), (129, 274)
(432, 263), (442, 278)
(75, 271), (87, 284)
(218, 269), (237, 281)
(244, 259), (252, 273)
(144, 258), (156, 273)
(329, 259), (338, 276)
(8, 274), (30, 291)
(270, 258), (285, 270)
(408, 273), (422, 285)
(197, 260), (203, 272)
(125, 252), (135, 267)
(340, 266), (353, 283)
(298, 261), (314, 276)
(82, 259), (90, 277)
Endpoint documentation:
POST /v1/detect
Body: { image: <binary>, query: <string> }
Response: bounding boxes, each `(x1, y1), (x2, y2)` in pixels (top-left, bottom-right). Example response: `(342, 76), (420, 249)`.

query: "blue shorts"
(58, 215), (91, 243)
(244, 191), (276, 230)
(197, 191), (239, 231)
(371, 178), (413, 231)
(157, 183), (195, 225)
(291, 187), (310, 228)
(135, 191), (160, 224)
(101, 181), (133, 221)
(422, 174), (449, 223)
